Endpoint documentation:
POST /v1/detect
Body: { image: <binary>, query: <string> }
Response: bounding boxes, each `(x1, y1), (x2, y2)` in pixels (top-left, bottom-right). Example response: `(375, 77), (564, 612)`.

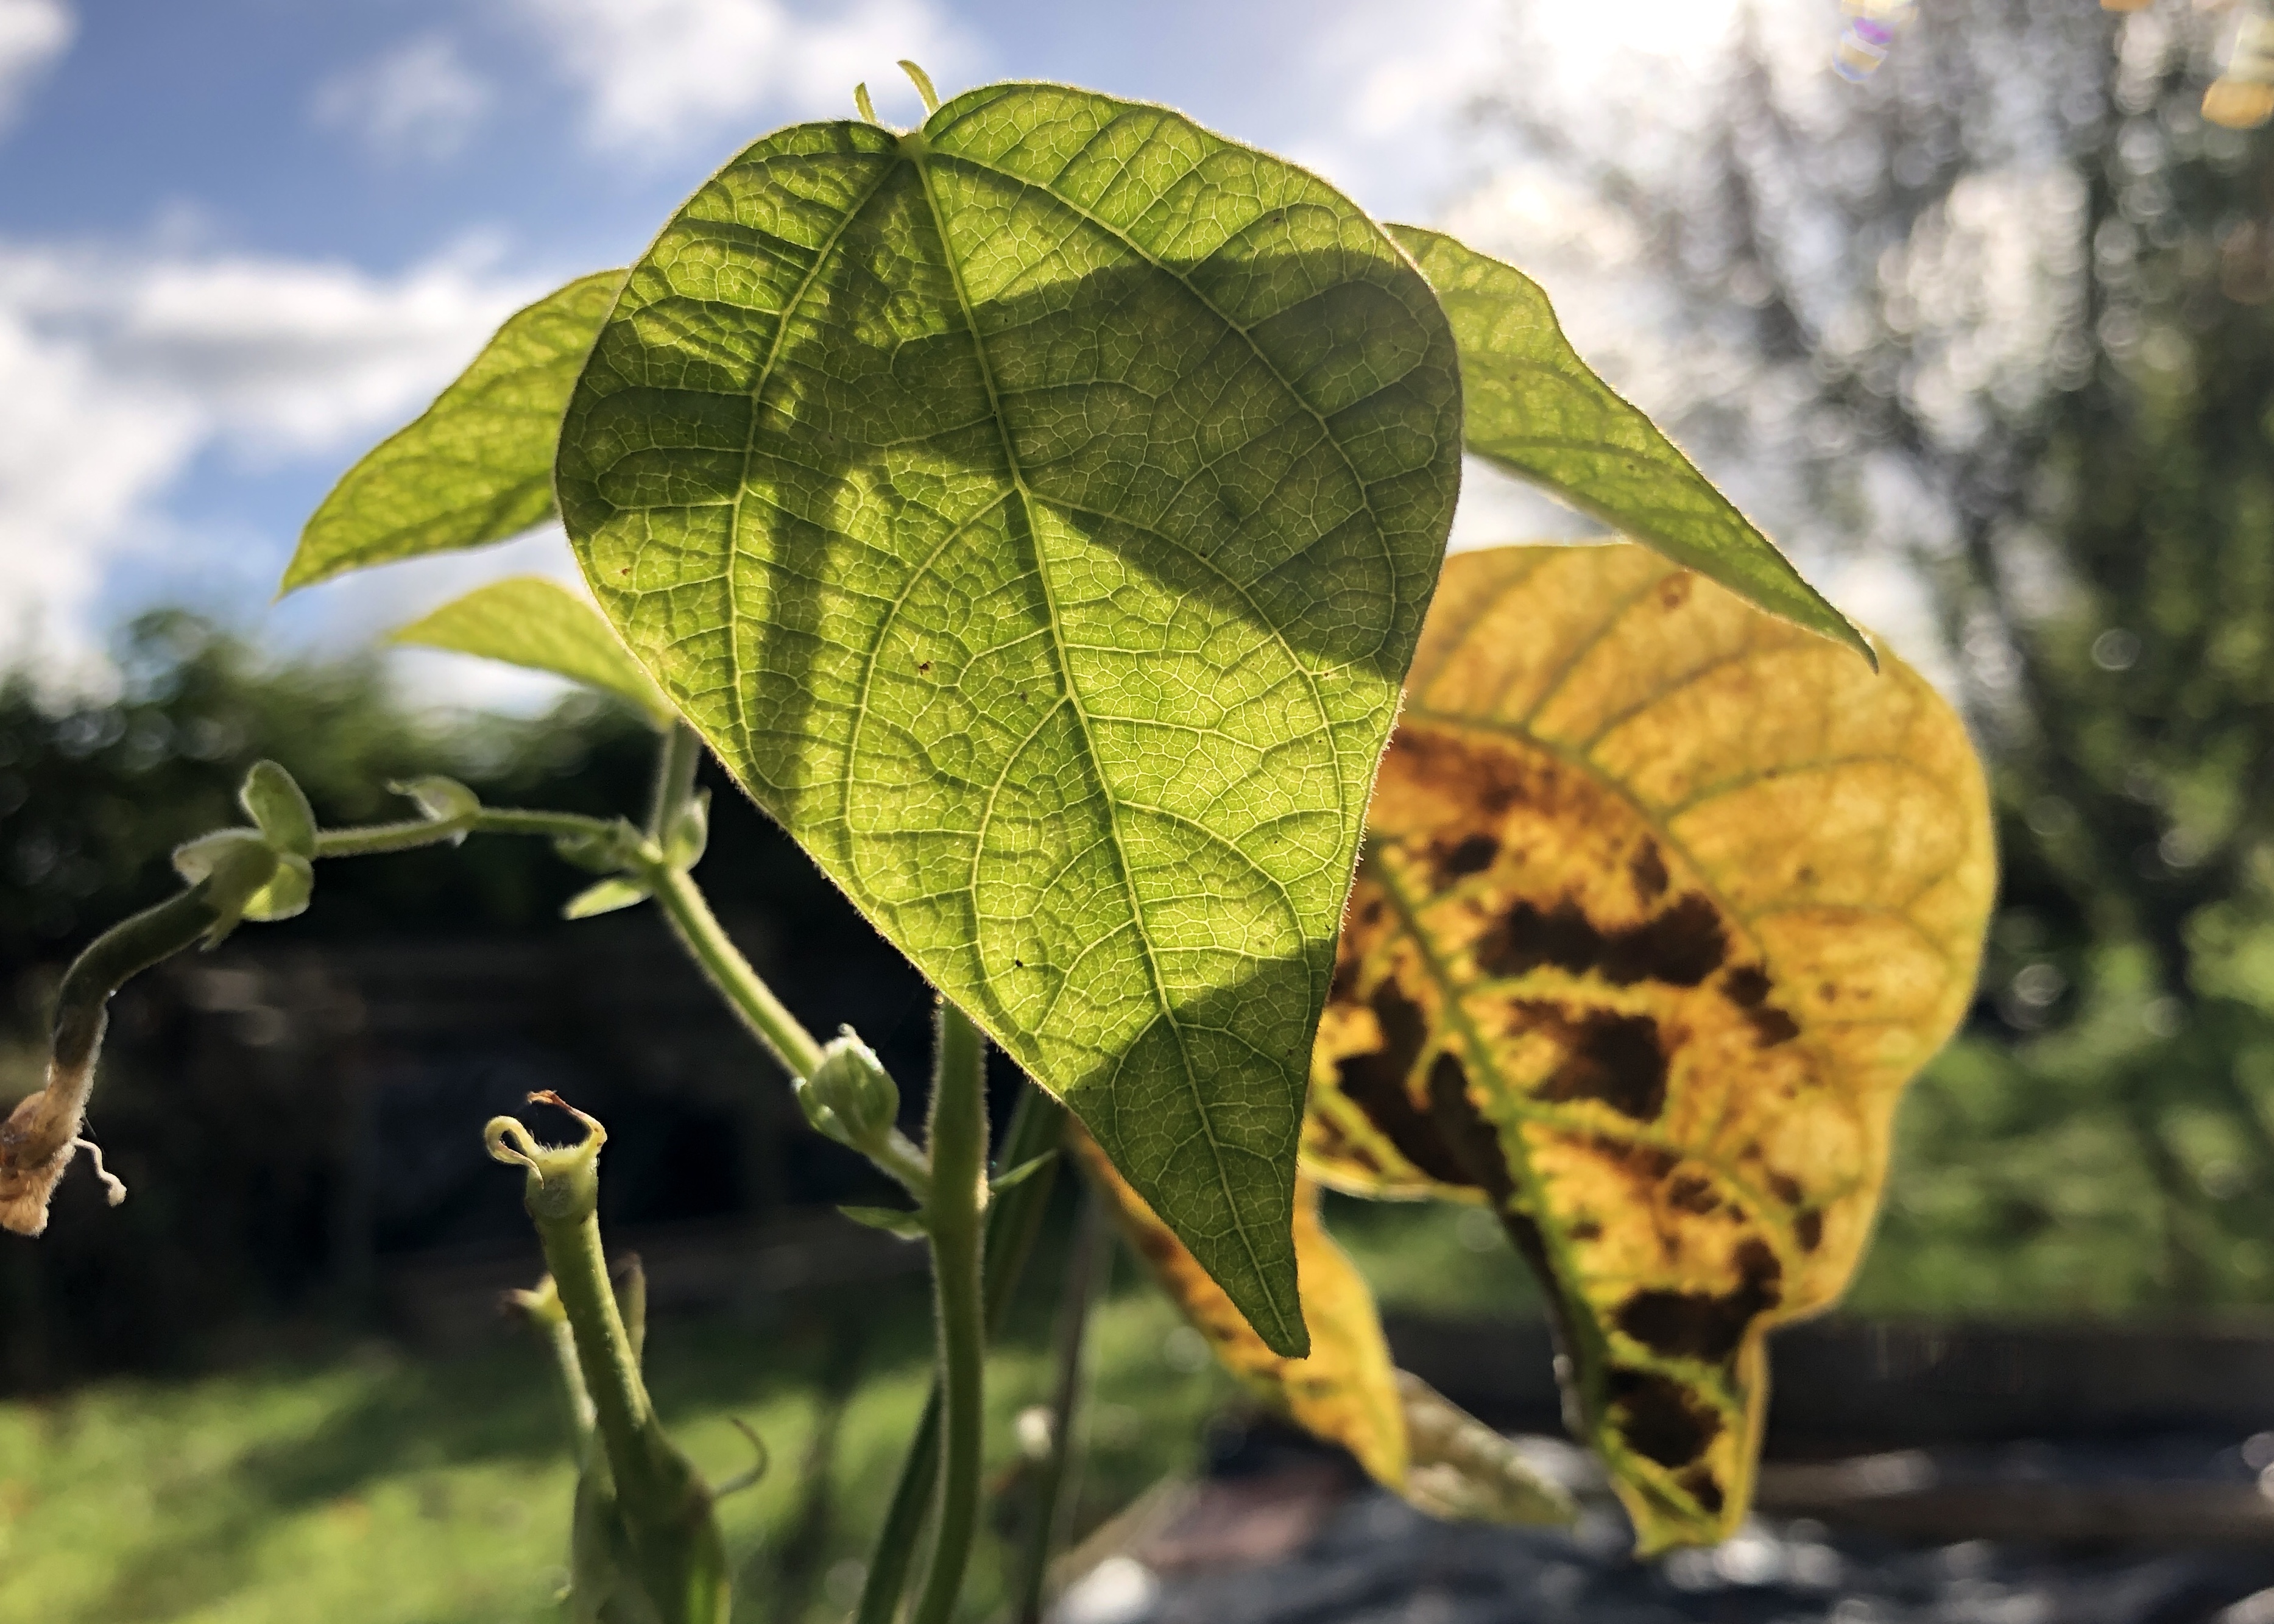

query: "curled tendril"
(484, 1115), (546, 1179)
(485, 1091), (609, 1185)
(529, 1089), (607, 1146)
(73, 1138), (126, 1207)
(713, 1417), (772, 1499)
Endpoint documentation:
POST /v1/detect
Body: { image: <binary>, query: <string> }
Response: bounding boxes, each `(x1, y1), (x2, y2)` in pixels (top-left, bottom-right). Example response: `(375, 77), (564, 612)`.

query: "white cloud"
(0, 0), (71, 134)
(0, 238), (548, 683)
(1273, 0), (1518, 217)
(314, 34), (495, 162)
(509, 0), (972, 152)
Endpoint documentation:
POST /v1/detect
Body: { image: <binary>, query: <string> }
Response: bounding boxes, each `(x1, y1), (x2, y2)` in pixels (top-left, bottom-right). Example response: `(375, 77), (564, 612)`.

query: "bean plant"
(0, 65), (1993, 1622)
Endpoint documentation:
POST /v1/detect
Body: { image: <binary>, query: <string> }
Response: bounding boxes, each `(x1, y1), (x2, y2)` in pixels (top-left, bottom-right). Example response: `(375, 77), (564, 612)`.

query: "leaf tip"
(274, 546), (328, 601)
(1248, 1268), (1312, 1360)
(853, 82), (878, 124)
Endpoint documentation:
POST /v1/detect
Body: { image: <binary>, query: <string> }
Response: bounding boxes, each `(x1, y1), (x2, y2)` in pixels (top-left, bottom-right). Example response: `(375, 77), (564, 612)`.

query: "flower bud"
(797, 1029), (899, 1150)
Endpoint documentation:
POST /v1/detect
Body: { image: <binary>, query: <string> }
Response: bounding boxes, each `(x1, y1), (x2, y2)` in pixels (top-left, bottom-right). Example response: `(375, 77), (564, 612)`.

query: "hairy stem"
(311, 807), (623, 858)
(540, 1213), (655, 1502)
(48, 884), (225, 1079)
(646, 721), (703, 840)
(909, 1001), (989, 1624)
(854, 1084), (1062, 1624)
(648, 866), (825, 1081)
(1014, 1184), (1112, 1624)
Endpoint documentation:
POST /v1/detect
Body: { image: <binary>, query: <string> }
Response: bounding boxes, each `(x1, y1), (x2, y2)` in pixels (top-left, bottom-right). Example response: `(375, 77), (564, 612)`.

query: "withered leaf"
(1071, 1127), (1572, 1527)
(1306, 542), (1993, 1552)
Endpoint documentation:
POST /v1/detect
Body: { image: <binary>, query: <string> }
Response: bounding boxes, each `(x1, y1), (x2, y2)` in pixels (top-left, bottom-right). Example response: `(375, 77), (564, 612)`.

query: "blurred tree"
(1481, 0), (2274, 1310)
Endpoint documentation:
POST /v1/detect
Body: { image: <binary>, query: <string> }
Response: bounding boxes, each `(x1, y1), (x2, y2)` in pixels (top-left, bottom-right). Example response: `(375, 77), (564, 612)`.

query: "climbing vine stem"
(909, 1000), (990, 1624)
(855, 1084), (1063, 1624)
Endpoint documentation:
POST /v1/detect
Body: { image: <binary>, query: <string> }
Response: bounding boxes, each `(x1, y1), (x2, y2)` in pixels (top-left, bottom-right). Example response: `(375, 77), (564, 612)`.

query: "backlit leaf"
(283, 270), (624, 593)
(1389, 227), (1869, 665)
(556, 86), (1464, 1354)
(563, 877), (652, 920)
(1072, 1126), (1573, 1526)
(389, 576), (676, 729)
(1305, 543), (1992, 1550)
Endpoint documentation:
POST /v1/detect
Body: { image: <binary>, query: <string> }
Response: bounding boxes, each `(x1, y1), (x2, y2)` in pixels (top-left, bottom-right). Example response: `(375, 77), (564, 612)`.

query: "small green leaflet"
(281, 270), (626, 594)
(1388, 226), (1870, 665)
(556, 85), (1465, 1355)
(563, 877), (652, 920)
(388, 576), (676, 729)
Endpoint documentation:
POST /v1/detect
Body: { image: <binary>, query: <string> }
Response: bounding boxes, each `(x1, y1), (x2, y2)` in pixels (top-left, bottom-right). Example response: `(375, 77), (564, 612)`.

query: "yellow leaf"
(1071, 1127), (1572, 1526)
(1305, 542), (1993, 1553)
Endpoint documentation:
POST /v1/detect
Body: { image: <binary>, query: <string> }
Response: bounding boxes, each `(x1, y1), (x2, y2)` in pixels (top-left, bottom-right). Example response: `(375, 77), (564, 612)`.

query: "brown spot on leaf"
(1613, 1239), (1782, 1364)
(1677, 1466), (1725, 1515)
(1657, 574), (1695, 612)
(1666, 1174), (1720, 1216)
(1424, 1050), (1522, 1205)
(1435, 832), (1500, 884)
(1630, 840), (1669, 902)
(1477, 898), (1598, 980)
(1383, 727), (1531, 817)
(1765, 1173), (1802, 1207)
(1744, 1004), (1800, 1047)
(1333, 983), (1474, 1187)
(1478, 894), (1726, 989)
(1520, 1004), (1669, 1121)
(1721, 965), (1771, 1008)
(1608, 1368), (1720, 1467)
(1586, 1135), (1679, 1182)
(1603, 896), (1728, 986)
(1794, 1208), (1823, 1252)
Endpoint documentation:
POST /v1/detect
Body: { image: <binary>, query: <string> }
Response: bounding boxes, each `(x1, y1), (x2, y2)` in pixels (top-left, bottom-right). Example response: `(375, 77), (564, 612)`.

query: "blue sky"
(0, 0), (1560, 695)
(1, 0), (1856, 705)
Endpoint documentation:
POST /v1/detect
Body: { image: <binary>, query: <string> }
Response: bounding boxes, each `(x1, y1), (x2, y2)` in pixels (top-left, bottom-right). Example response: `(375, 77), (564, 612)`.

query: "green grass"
(0, 1274), (1233, 1624)
(0, 1195), (1561, 1624)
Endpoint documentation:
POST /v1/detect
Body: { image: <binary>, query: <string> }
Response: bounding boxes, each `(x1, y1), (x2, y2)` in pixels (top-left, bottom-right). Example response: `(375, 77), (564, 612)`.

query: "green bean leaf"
(388, 576), (676, 729)
(1389, 225), (1869, 665)
(557, 86), (1464, 1353)
(282, 270), (624, 593)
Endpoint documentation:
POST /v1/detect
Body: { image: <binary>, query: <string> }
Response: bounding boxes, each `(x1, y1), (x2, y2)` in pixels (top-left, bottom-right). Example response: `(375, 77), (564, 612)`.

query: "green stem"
(47, 884), (225, 1078)
(909, 1001), (989, 1624)
(854, 1085), (1062, 1624)
(648, 866), (825, 1081)
(646, 721), (703, 840)
(495, 1110), (727, 1623)
(476, 808), (628, 842)
(538, 1213), (656, 1503)
(543, 1312), (597, 1452)
(1014, 1184), (1111, 1624)
(311, 807), (622, 858)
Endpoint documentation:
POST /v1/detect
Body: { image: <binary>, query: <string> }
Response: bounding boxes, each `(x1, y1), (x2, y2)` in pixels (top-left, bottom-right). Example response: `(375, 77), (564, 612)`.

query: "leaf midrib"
(1367, 857), (1826, 1341)
(906, 143), (1291, 1347)
(930, 98), (1402, 680)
